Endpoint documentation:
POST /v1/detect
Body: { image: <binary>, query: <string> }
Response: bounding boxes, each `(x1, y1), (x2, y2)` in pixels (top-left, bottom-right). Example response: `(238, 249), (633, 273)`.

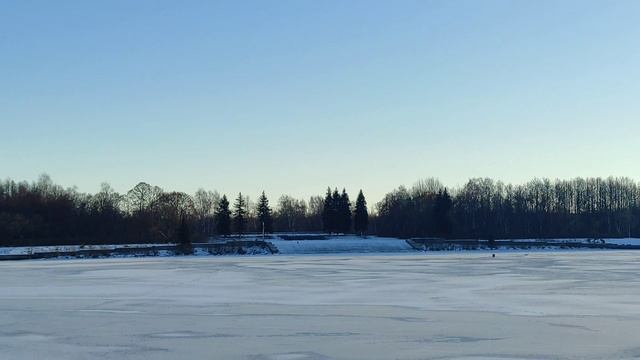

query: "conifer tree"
(256, 191), (273, 234)
(215, 195), (231, 236)
(233, 192), (247, 235)
(338, 188), (351, 234)
(332, 188), (341, 233)
(322, 187), (334, 233)
(353, 190), (368, 236)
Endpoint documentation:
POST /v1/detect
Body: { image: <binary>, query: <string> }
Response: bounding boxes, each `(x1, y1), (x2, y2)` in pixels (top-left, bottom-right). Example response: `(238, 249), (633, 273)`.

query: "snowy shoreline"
(2, 236), (640, 260)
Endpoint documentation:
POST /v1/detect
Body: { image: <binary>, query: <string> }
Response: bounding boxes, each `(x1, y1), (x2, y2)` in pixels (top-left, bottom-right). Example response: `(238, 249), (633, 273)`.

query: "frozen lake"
(2, 251), (640, 359)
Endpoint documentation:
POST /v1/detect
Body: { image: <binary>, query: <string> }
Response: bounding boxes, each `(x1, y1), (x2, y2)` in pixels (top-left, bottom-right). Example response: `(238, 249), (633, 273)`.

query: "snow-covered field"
(2, 251), (640, 359)
(0, 243), (175, 256)
(602, 238), (640, 245)
(270, 236), (414, 254)
(3, 237), (640, 257)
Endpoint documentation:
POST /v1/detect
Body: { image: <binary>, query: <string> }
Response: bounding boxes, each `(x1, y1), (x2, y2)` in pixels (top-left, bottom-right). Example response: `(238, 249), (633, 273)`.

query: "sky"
(1, 0), (639, 204)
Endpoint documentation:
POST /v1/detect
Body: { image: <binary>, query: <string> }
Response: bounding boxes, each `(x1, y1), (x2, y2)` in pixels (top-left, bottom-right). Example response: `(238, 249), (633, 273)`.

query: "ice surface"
(1, 251), (640, 359)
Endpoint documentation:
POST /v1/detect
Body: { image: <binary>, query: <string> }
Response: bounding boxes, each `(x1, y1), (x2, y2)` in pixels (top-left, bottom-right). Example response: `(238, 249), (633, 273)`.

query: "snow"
(602, 238), (640, 245)
(0, 243), (174, 256)
(268, 236), (414, 254)
(1, 251), (640, 359)
(3, 237), (639, 258)
(506, 237), (640, 245)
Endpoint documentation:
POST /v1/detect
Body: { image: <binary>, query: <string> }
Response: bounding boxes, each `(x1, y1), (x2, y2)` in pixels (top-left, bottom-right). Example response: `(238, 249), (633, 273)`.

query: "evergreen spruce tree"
(177, 214), (192, 254)
(215, 195), (231, 237)
(256, 191), (273, 234)
(233, 192), (247, 236)
(353, 190), (369, 236)
(338, 188), (352, 234)
(332, 188), (341, 233)
(321, 187), (334, 233)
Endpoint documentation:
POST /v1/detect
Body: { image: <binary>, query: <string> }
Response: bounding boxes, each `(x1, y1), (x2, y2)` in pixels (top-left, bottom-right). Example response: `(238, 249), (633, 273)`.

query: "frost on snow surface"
(1, 251), (640, 359)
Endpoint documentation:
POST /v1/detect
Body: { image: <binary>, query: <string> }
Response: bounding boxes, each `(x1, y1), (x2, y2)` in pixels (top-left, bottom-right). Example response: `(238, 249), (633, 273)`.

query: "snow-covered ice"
(1, 251), (640, 359)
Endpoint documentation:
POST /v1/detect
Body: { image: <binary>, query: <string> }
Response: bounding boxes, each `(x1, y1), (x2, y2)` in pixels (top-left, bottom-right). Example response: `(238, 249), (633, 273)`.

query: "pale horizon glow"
(2, 1), (639, 204)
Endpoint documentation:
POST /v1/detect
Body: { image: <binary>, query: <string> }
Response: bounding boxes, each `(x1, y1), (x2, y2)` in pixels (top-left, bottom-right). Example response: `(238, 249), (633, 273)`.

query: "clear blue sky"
(1, 0), (639, 203)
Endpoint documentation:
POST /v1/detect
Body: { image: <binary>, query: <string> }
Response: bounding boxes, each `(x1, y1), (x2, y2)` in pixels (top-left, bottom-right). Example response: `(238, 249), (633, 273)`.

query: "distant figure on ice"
(492, 253), (495, 258)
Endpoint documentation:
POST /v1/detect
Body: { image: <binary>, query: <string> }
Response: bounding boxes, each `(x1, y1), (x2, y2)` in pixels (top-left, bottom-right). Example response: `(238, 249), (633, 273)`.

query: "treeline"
(1, 175), (640, 246)
(0, 175), (367, 246)
(376, 177), (640, 239)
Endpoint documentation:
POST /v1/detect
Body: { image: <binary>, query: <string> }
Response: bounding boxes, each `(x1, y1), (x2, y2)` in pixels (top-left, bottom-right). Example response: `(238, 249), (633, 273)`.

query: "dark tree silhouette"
(374, 177), (640, 239)
(338, 188), (352, 234)
(257, 191), (273, 234)
(193, 189), (217, 238)
(178, 214), (192, 254)
(331, 188), (341, 233)
(275, 195), (306, 232)
(126, 182), (155, 213)
(215, 195), (231, 237)
(433, 188), (453, 238)
(322, 187), (351, 234)
(321, 188), (334, 233)
(2, 175), (640, 246)
(233, 192), (247, 236)
(353, 190), (368, 235)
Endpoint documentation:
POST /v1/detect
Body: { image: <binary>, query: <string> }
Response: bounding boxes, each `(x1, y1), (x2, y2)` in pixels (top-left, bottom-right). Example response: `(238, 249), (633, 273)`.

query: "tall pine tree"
(338, 188), (352, 234)
(322, 188), (334, 233)
(322, 187), (353, 234)
(353, 190), (368, 236)
(256, 191), (273, 234)
(332, 188), (341, 233)
(215, 195), (231, 236)
(233, 192), (247, 235)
